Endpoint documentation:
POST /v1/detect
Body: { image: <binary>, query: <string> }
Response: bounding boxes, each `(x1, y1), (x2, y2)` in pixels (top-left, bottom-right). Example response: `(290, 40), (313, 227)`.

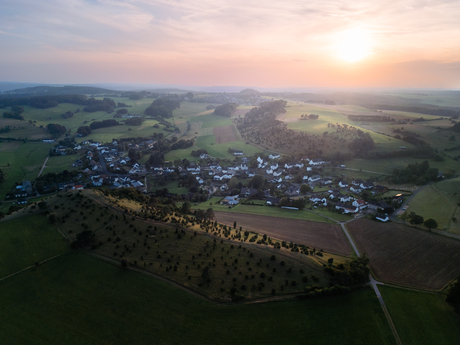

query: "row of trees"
(46, 123), (67, 137)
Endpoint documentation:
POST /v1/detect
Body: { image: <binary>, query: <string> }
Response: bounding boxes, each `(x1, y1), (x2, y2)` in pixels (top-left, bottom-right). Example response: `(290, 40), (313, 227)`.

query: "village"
(5, 137), (401, 222)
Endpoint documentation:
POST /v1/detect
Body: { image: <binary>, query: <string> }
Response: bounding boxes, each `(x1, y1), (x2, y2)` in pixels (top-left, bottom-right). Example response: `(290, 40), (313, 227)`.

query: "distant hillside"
(239, 88), (260, 94)
(2, 85), (115, 97)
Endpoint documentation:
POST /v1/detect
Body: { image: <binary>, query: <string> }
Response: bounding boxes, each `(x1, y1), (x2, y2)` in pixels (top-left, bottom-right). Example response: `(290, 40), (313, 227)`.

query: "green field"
(0, 215), (68, 278)
(190, 114), (233, 128)
(0, 252), (395, 345)
(193, 200), (336, 224)
(343, 156), (460, 175)
(42, 154), (80, 174)
(0, 142), (52, 198)
(407, 178), (460, 233)
(380, 286), (460, 345)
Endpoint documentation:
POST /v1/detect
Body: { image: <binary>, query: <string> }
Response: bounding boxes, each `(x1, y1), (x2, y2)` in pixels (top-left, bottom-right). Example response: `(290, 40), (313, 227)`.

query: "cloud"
(1, 0), (460, 86)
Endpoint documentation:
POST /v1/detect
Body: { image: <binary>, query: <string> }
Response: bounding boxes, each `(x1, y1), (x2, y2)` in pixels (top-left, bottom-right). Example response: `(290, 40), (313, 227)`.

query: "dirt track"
(214, 211), (352, 256)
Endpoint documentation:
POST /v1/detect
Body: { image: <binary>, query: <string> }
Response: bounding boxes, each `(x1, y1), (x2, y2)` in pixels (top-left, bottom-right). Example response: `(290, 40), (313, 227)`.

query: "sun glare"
(336, 29), (372, 63)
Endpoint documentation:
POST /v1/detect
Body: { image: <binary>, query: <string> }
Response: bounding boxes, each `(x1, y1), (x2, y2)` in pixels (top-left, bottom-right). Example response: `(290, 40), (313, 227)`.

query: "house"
(310, 195), (327, 206)
(352, 199), (367, 209)
(222, 195), (239, 205)
(131, 180), (144, 188)
(247, 170), (256, 178)
(339, 195), (353, 203)
(350, 186), (362, 193)
(42, 139), (55, 143)
(352, 179), (363, 186)
(270, 163), (278, 170)
(286, 185), (300, 196)
(309, 159), (324, 165)
(240, 187), (258, 197)
(233, 150), (243, 156)
(269, 154), (280, 160)
(266, 196), (281, 205)
(339, 180), (348, 188)
(273, 169), (283, 177)
(368, 201), (390, 211)
(360, 181), (374, 189)
(17, 198), (27, 205)
(220, 183), (228, 191)
(74, 185), (84, 190)
(308, 175), (321, 182)
(335, 203), (358, 214)
(376, 215), (389, 222)
(374, 185), (388, 193)
(285, 174), (294, 180)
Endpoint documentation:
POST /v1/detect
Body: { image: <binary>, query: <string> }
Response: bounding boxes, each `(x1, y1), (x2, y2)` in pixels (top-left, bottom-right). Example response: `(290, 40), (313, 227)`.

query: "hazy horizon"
(1, 1), (460, 88)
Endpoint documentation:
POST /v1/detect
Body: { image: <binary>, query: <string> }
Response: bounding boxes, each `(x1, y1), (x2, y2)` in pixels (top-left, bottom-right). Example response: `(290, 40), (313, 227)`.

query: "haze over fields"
(1, 0), (460, 88)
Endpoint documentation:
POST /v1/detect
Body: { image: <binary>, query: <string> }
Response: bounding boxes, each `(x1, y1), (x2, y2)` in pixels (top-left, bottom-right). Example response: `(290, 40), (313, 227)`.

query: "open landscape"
(3, 0), (460, 338)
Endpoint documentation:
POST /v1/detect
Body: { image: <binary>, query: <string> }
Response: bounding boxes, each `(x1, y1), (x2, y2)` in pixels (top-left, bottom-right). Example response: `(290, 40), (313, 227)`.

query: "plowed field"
(213, 125), (237, 143)
(214, 211), (352, 256)
(347, 218), (460, 290)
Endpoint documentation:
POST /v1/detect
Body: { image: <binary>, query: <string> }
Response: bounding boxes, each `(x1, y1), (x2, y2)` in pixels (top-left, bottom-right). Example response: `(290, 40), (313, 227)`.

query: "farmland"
(407, 178), (460, 234)
(0, 142), (52, 199)
(380, 286), (460, 345)
(346, 218), (460, 290)
(0, 214), (68, 278)
(0, 252), (396, 345)
(213, 211), (352, 256)
(193, 200), (335, 223)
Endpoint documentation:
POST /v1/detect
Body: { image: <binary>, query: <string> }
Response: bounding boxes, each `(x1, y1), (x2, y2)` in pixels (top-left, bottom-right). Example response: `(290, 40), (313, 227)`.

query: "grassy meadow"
(380, 286), (460, 345)
(192, 198), (336, 224)
(406, 177), (460, 234)
(0, 252), (396, 345)
(0, 214), (68, 278)
(0, 141), (52, 198)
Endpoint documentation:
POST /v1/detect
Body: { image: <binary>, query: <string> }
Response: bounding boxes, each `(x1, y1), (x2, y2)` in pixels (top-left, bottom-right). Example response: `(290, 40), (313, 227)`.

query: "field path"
(37, 155), (49, 178)
(342, 220), (403, 345)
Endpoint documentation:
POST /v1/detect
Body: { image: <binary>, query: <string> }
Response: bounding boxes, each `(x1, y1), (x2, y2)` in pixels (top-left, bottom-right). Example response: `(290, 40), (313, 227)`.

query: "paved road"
(340, 222), (361, 257)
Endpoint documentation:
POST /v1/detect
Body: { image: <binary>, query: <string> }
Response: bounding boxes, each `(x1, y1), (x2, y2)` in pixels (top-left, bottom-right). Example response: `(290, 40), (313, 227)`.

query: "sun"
(335, 29), (372, 63)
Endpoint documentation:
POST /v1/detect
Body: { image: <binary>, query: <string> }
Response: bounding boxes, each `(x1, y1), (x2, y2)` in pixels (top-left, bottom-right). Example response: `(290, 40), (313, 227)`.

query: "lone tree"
(423, 218), (438, 230)
(446, 278), (460, 313)
(120, 257), (129, 269)
(409, 212), (424, 226)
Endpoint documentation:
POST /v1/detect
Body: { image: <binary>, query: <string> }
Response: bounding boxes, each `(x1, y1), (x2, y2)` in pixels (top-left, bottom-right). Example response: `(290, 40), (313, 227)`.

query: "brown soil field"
(214, 211), (352, 256)
(213, 125), (237, 143)
(347, 218), (460, 290)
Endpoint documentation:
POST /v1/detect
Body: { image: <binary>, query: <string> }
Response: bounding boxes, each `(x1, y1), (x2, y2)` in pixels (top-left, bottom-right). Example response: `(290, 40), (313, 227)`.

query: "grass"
(406, 178), (460, 234)
(0, 142), (52, 199)
(380, 286), (460, 345)
(42, 154), (80, 174)
(312, 207), (354, 222)
(343, 156), (460, 175)
(193, 200), (336, 224)
(190, 114), (233, 128)
(0, 214), (68, 278)
(0, 251), (396, 345)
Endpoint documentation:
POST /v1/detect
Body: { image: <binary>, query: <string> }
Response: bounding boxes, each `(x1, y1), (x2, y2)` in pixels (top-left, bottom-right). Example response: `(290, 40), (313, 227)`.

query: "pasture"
(190, 114), (233, 128)
(212, 211), (352, 256)
(0, 214), (68, 279)
(346, 218), (460, 290)
(407, 178), (460, 234)
(193, 201), (335, 223)
(0, 142), (52, 199)
(380, 286), (460, 345)
(0, 253), (395, 345)
(42, 154), (80, 175)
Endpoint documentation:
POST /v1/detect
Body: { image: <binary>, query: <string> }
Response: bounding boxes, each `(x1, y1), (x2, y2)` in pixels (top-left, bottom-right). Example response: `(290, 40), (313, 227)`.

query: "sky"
(1, 0), (460, 88)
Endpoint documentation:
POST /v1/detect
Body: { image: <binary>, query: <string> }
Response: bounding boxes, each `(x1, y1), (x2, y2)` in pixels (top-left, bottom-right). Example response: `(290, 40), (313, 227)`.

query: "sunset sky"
(1, 0), (460, 88)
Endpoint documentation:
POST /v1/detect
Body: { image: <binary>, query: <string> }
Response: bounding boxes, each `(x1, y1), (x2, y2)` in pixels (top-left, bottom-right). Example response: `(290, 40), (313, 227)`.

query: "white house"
(339, 180), (348, 188)
(308, 175), (321, 182)
(269, 154), (280, 160)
